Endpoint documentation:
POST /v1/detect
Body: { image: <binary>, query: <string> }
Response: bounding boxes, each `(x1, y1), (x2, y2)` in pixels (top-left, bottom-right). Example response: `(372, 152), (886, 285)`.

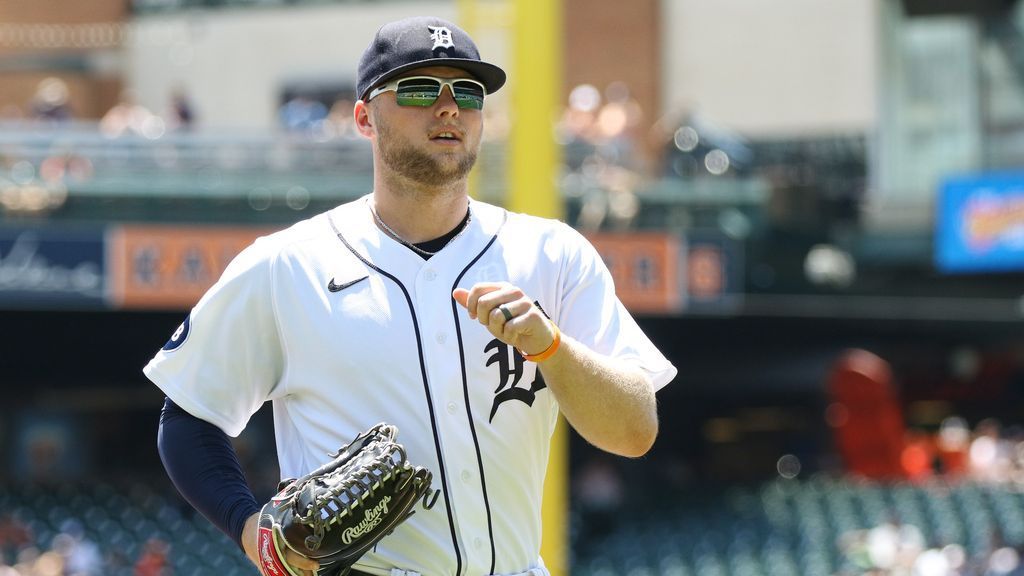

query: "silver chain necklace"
(371, 201), (472, 257)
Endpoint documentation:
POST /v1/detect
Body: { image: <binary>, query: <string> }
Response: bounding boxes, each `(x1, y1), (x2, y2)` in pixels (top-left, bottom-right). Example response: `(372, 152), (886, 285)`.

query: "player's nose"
(434, 85), (460, 117)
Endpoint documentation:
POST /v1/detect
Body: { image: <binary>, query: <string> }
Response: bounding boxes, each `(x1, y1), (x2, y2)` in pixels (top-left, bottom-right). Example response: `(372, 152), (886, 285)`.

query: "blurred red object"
(900, 432), (935, 480)
(828, 349), (907, 479)
(134, 538), (169, 576)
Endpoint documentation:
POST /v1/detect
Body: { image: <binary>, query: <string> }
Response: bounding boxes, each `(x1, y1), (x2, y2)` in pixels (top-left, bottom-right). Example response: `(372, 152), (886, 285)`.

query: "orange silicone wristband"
(521, 322), (561, 363)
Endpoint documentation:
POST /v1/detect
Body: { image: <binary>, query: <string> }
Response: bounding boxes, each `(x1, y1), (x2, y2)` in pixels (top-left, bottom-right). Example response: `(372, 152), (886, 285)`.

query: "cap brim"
(361, 58), (507, 101)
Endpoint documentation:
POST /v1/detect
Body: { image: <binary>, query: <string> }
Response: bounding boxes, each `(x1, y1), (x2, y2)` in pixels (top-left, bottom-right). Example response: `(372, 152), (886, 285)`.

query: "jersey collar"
(329, 194), (508, 269)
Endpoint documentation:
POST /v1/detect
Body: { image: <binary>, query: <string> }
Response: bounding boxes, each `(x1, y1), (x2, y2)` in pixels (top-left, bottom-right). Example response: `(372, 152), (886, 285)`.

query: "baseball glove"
(257, 423), (438, 576)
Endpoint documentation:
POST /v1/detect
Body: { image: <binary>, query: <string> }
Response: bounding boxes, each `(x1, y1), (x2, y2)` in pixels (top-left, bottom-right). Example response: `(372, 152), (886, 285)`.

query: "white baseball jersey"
(144, 195), (676, 576)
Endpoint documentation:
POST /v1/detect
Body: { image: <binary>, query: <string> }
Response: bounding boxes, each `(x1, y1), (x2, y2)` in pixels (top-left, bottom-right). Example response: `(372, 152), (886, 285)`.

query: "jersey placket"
(413, 260), (493, 576)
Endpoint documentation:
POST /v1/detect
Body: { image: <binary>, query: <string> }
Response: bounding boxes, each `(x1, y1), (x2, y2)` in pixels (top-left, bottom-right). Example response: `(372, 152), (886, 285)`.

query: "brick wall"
(0, 0), (126, 24)
(0, 0), (126, 118)
(564, 0), (661, 172)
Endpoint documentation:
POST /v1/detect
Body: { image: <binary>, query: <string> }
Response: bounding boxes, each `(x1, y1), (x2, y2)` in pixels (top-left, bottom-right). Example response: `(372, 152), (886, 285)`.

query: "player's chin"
(435, 152), (477, 173)
(409, 164), (473, 188)
(429, 145), (473, 164)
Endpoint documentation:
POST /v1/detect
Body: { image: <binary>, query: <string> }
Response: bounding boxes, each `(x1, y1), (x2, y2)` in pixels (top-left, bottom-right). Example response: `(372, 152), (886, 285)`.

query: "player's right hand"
(453, 282), (557, 357)
(242, 512), (320, 576)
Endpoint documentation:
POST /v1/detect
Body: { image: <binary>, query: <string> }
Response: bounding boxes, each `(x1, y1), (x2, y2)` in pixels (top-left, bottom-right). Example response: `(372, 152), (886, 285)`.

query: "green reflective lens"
(451, 82), (485, 110)
(392, 78), (485, 110)
(395, 80), (442, 107)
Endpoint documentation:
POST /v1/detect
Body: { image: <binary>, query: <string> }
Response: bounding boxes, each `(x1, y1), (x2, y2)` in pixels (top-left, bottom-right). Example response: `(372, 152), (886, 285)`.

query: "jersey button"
(424, 269), (437, 281)
(473, 537), (484, 549)
(446, 402), (457, 414)
(436, 332), (447, 344)
(461, 470), (472, 483)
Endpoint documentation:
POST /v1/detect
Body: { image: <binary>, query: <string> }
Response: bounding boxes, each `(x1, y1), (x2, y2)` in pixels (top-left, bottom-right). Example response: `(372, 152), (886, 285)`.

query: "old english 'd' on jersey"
(144, 195), (677, 576)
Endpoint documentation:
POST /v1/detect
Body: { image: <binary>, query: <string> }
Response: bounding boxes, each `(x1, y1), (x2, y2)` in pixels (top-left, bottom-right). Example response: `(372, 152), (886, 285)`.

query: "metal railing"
(0, 120), (766, 226)
(0, 120), (492, 220)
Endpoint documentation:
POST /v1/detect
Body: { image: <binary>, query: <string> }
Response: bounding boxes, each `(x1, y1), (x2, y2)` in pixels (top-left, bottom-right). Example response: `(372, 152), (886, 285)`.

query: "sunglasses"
(367, 76), (486, 110)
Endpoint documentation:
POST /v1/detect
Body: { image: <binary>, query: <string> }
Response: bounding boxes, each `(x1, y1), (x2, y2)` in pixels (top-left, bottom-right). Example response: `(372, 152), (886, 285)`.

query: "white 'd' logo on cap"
(429, 26), (454, 50)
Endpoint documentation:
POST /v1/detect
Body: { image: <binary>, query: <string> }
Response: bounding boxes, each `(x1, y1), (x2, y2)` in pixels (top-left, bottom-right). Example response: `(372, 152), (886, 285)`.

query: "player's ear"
(354, 100), (374, 138)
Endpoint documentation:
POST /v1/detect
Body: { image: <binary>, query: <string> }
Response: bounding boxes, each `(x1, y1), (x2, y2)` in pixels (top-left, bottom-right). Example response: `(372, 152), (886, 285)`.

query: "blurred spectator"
(969, 418), (1014, 483)
(166, 87), (196, 131)
(653, 106), (754, 179)
(105, 548), (133, 573)
(12, 546), (40, 574)
(53, 520), (102, 576)
(0, 514), (32, 562)
(987, 546), (1022, 576)
(31, 550), (63, 576)
(868, 516), (925, 570)
(558, 83), (601, 154)
(594, 81), (644, 170)
(101, 90), (165, 139)
(910, 543), (967, 576)
(839, 515), (926, 574)
(320, 97), (355, 139)
(558, 82), (643, 231)
(279, 94), (327, 132)
(573, 163), (640, 231)
(29, 78), (73, 123)
(900, 429), (937, 480)
(25, 427), (66, 483)
(133, 538), (170, 576)
(888, 415), (1024, 486)
(935, 416), (971, 476)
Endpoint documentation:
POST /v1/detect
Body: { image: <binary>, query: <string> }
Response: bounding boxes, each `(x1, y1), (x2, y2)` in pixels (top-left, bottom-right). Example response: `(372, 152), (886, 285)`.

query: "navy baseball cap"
(357, 16), (507, 102)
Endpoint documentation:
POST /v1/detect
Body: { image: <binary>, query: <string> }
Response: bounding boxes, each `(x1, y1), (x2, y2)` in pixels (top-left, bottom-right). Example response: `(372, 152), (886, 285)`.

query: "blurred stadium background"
(2, 0), (1024, 575)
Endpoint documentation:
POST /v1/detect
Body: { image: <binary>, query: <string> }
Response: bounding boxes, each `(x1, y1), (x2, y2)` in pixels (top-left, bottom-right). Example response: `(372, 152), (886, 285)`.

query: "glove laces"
(296, 425), (439, 551)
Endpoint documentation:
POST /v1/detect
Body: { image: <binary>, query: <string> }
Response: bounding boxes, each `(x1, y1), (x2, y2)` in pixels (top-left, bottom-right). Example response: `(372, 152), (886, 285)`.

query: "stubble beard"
(375, 113), (478, 188)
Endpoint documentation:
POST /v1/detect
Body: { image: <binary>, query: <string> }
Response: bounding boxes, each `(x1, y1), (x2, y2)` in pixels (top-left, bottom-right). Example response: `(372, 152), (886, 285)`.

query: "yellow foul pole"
(509, 0), (562, 219)
(457, 0), (481, 199)
(509, 0), (566, 574)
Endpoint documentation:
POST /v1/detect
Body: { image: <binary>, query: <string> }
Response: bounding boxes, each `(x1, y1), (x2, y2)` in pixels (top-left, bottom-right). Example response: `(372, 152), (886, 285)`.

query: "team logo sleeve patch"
(162, 313), (191, 351)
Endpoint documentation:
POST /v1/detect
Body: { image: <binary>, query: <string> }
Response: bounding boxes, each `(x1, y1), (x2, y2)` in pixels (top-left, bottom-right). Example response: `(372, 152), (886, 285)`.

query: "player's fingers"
(501, 302), (549, 345)
(486, 298), (531, 340)
(488, 298), (528, 325)
(487, 304), (510, 331)
(284, 549), (319, 573)
(458, 283), (503, 320)
(476, 286), (523, 326)
(452, 288), (470, 310)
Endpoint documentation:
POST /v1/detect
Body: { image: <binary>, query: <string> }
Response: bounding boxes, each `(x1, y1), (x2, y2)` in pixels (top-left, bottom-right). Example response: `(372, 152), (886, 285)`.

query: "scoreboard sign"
(108, 225), (276, 310)
(586, 232), (683, 314)
(0, 227), (106, 308)
(937, 171), (1024, 273)
(587, 231), (742, 315)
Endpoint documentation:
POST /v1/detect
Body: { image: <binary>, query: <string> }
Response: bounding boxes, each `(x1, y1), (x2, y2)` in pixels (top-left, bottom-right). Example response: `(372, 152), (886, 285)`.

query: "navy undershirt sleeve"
(157, 397), (260, 550)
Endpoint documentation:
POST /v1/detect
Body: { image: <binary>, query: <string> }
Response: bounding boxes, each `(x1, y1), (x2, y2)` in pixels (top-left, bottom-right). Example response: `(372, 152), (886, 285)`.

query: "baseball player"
(147, 16), (676, 576)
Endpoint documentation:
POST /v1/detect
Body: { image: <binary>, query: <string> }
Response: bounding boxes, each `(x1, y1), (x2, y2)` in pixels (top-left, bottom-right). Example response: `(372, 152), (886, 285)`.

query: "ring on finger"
(498, 304), (514, 322)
